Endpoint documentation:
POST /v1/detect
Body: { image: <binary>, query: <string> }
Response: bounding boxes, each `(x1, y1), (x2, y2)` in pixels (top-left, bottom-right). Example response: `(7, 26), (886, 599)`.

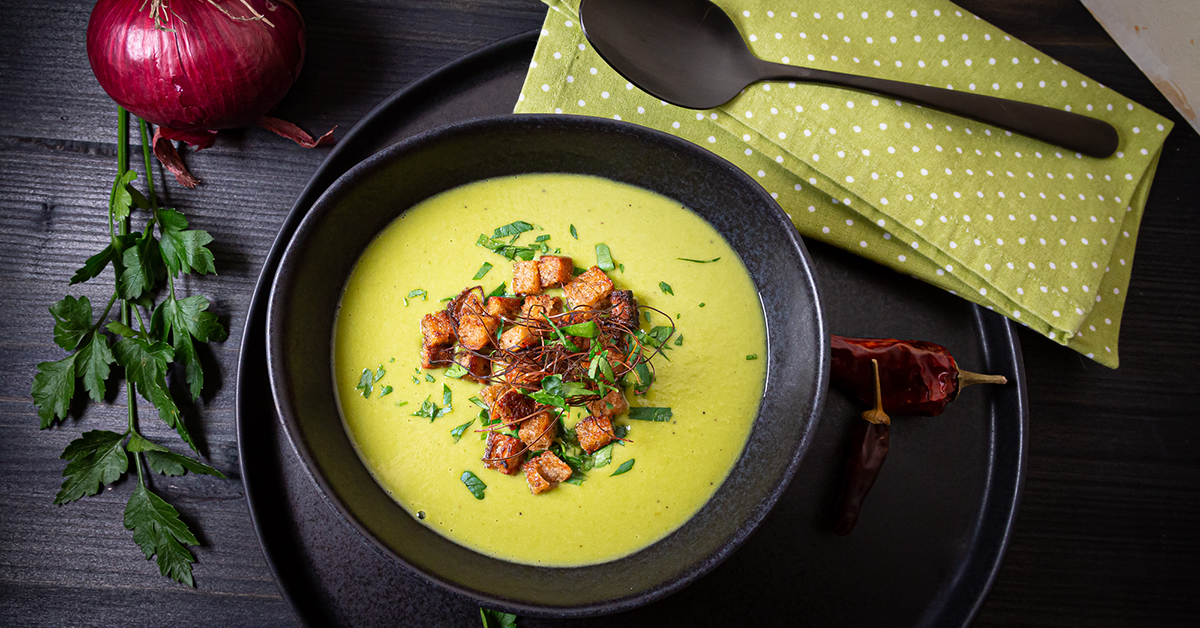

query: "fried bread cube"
(499, 324), (538, 352)
(491, 388), (537, 425)
(512, 260), (542, 296)
(575, 415), (614, 454)
(493, 358), (543, 387)
(420, 310), (456, 348)
(559, 305), (596, 326)
(586, 389), (629, 418)
(486, 296), (523, 320)
(608, 290), (639, 330)
(420, 343), (454, 369)
(453, 350), (492, 382)
(563, 266), (614, 309)
(520, 295), (563, 338)
(483, 432), (524, 474)
(478, 384), (507, 410)
(453, 288), (486, 319)
(523, 460), (554, 494)
(537, 255), (574, 288)
(519, 409), (557, 451)
(457, 313), (500, 351)
(532, 451), (573, 483)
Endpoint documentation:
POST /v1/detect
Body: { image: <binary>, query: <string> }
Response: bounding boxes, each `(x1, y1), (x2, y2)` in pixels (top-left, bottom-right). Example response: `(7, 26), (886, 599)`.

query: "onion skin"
(86, 0), (306, 133)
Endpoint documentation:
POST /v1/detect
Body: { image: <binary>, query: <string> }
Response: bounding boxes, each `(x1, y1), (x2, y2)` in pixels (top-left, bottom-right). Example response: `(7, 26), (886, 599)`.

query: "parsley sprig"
(30, 107), (227, 586)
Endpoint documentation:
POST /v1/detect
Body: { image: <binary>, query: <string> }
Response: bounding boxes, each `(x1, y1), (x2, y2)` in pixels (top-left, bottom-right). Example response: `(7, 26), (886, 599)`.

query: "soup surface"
(334, 173), (766, 566)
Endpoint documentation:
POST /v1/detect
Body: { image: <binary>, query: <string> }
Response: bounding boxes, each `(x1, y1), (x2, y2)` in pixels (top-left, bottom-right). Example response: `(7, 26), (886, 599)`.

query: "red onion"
(87, 0), (333, 186)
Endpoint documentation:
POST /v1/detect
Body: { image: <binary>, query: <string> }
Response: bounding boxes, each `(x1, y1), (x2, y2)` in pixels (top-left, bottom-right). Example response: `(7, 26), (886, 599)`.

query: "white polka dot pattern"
(517, 0), (1173, 367)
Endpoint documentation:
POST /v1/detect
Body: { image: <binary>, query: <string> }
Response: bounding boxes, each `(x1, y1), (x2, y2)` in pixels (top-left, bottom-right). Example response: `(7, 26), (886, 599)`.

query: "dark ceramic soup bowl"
(266, 114), (827, 616)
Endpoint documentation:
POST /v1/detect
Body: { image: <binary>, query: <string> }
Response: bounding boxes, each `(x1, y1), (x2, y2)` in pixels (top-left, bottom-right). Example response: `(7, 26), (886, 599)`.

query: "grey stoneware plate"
(235, 30), (1027, 627)
(264, 114), (829, 616)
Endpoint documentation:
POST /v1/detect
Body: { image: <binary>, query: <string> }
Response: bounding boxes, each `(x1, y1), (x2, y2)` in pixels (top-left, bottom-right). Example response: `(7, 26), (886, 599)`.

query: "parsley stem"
(137, 119), (158, 212)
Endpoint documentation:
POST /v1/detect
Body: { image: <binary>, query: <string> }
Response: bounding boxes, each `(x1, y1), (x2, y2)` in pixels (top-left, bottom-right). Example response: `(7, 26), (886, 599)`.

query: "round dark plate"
(265, 114), (828, 616)
(236, 30), (1027, 627)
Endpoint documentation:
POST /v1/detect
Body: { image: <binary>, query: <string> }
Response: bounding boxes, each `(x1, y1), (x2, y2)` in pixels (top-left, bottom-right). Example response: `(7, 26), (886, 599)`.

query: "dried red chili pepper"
(834, 359), (890, 536)
(830, 335), (1007, 416)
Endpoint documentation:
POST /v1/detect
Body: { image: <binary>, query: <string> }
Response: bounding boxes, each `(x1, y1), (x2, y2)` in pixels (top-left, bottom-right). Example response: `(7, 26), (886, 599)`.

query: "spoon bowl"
(580, 0), (1119, 157)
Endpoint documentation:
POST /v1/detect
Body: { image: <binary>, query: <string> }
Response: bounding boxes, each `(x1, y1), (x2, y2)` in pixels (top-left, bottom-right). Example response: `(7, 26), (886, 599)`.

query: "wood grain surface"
(0, 0), (1196, 626)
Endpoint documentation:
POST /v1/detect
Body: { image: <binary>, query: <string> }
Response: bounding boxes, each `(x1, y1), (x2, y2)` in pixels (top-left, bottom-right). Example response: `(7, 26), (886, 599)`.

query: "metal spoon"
(579, 0), (1118, 157)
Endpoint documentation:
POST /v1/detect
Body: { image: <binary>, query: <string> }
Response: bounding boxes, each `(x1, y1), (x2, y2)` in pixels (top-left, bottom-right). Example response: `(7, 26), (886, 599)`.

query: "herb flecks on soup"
(334, 173), (766, 566)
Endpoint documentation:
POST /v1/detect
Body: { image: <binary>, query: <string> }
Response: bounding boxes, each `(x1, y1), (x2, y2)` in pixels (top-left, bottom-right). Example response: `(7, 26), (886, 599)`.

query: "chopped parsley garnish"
(412, 388), (452, 421)
(442, 383), (453, 409)
(678, 257), (720, 263)
(469, 396), (489, 410)
(659, 282), (674, 295)
(450, 417), (476, 442)
(674, 334), (683, 346)
(407, 288), (427, 300)
(573, 266), (588, 276)
(570, 224), (578, 239)
(595, 243), (615, 271)
(355, 368), (373, 398)
(560, 320), (599, 338)
(480, 608), (518, 628)
(444, 363), (468, 379)
(628, 407), (672, 422)
(374, 365), (385, 381)
(476, 232), (548, 261)
(610, 459), (635, 476)
(535, 234), (551, 243)
(379, 385), (394, 398)
(592, 444), (614, 468)
(746, 354), (758, 360)
(487, 282), (507, 298)
(699, 302), (706, 308)
(492, 220), (534, 239)
(461, 471), (487, 499)
(473, 263), (493, 280)
(425, 373), (435, 382)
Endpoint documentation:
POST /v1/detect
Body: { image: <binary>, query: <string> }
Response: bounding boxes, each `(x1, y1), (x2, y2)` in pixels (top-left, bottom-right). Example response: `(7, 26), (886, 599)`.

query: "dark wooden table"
(1, 0), (1196, 625)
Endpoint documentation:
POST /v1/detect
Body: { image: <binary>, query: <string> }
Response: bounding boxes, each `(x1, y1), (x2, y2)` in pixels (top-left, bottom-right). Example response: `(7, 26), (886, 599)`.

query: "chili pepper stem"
(957, 369), (1008, 389)
(861, 359), (891, 426)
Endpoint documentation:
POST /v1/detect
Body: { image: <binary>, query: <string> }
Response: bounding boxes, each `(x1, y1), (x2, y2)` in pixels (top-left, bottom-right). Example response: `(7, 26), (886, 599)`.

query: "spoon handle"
(756, 61), (1118, 158)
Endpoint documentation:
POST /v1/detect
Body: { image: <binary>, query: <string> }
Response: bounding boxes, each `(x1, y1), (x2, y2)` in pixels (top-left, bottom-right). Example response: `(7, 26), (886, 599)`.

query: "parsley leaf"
(32, 355), (76, 429)
(157, 208), (215, 276)
(113, 338), (192, 451)
(117, 231), (164, 301)
(76, 332), (115, 402)
(109, 169), (138, 222)
(128, 435), (224, 478)
(445, 363), (469, 379)
(54, 430), (128, 504)
(408, 289), (427, 300)
(50, 295), (93, 351)
(610, 458), (635, 476)
(570, 224), (578, 239)
(592, 444), (614, 468)
(487, 283), (508, 298)
(451, 417), (476, 442)
(628, 407), (672, 422)
(379, 385), (394, 398)
(124, 480), (200, 586)
(492, 220), (534, 239)
(356, 368), (373, 398)
(161, 295), (226, 400)
(560, 320), (598, 338)
(595, 243), (615, 271)
(678, 257), (720, 263)
(473, 262), (494, 280)
(674, 334), (683, 346)
(747, 354), (759, 360)
(659, 282), (674, 296)
(69, 244), (118, 285)
(461, 471), (487, 499)
(480, 608), (518, 628)
(442, 384), (453, 410)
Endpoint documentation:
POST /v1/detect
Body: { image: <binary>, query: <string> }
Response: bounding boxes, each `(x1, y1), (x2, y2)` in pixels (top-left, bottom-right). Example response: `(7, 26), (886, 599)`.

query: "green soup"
(334, 173), (766, 566)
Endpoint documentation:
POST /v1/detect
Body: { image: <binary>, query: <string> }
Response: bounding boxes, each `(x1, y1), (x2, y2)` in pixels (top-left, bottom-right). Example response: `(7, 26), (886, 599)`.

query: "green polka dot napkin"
(514, 0), (1172, 368)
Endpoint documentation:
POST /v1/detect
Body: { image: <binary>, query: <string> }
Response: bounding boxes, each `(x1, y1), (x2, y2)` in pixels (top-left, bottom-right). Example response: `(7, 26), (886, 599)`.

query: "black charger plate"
(236, 30), (1027, 627)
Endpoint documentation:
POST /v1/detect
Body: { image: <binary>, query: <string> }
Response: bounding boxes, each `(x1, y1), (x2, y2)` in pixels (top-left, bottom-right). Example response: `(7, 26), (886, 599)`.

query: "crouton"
(608, 290), (639, 330)
(537, 255), (574, 288)
(483, 432), (524, 474)
(559, 305), (596, 326)
(457, 313), (499, 351)
(523, 460), (554, 494)
(499, 324), (538, 352)
(519, 409), (557, 451)
(420, 344), (454, 369)
(486, 296), (523, 320)
(478, 384), (507, 410)
(512, 260), (542, 296)
(420, 310), (456, 348)
(453, 350), (492, 382)
(575, 415), (614, 453)
(532, 451), (573, 483)
(452, 288), (486, 320)
(493, 358), (543, 387)
(563, 266), (614, 309)
(586, 389), (629, 418)
(490, 388), (536, 425)
(520, 295), (563, 338)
